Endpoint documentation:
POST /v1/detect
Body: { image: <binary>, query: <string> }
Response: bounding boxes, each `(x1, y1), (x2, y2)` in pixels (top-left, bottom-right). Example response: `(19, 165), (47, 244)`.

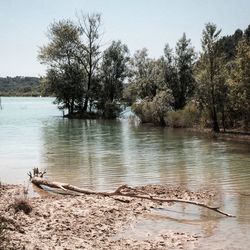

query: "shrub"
(12, 198), (32, 215)
(132, 90), (174, 126)
(102, 102), (122, 119)
(132, 101), (153, 123)
(166, 102), (200, 128)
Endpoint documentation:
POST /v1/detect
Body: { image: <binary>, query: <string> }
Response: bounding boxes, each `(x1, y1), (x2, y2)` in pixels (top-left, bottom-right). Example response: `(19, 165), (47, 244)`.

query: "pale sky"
(0, 0), (249, 77)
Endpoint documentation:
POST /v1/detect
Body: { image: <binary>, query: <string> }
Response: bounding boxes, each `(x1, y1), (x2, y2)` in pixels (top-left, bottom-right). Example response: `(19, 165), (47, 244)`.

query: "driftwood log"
(28, 168), (235, 217)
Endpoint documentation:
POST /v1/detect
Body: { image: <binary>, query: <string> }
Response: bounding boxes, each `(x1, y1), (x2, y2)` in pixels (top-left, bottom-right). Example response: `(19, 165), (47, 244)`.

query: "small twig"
(114, 184), (128, 194)
(27, 172), (32, 180)
(40, 170), (47, 178)
(112, 197), (131, 203)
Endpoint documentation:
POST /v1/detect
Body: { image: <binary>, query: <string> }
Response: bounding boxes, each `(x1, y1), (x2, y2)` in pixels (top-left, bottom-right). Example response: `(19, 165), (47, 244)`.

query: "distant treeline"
(0, 76), (41, 96)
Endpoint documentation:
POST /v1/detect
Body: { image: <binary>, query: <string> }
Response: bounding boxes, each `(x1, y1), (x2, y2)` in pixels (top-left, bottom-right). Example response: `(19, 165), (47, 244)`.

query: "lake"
(0, 97), (250, 249)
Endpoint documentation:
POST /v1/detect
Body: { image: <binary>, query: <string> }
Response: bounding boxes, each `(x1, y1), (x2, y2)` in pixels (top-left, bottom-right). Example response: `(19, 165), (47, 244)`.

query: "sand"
(0, 184), (216, 250)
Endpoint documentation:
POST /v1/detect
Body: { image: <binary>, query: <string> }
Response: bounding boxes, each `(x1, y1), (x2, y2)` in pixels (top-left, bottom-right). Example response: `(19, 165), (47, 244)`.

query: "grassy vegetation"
(0, 183), (32, 249)
(12, 198), (32, 215)
(166, 102), (200, 128)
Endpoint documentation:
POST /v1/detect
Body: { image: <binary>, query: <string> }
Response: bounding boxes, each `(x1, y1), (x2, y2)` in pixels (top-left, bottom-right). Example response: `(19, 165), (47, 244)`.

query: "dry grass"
(0, 216), (8, 249)
(0, 183), (32, 249)
(12, 198), (32, 215)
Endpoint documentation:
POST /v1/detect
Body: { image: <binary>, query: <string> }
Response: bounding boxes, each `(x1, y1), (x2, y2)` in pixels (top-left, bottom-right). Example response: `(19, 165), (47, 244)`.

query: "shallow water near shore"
(0, 97), (250, 249)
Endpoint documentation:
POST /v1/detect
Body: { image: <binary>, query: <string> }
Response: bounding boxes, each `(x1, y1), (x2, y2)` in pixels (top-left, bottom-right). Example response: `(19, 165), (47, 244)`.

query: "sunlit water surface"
(0, 97), (250, 249)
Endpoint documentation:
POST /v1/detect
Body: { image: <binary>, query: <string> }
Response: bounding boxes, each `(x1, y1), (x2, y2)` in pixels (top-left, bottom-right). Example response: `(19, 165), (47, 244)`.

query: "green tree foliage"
(38, 20), (84, 115)
(128, 48), (162, 100)
(244, 25), (250, 41)
(38, 14), (104, 116)
(132, 49), (169, 99)
(228, 38), (250, 128)
(76, 13), (102, 112)
(163, 34), (196, 110)
(39, 20), (81, 66)
(42, 64), (85, 114)
(167, 102), (200, 128)
(163, 44), (179, 106)
(128, 49), (174, 125)
(98, 40), (130, 118)
(173, 33), (196, 109)
(128, 34), (196, 126)
(132, 90), (173, 126)
(37, 15), (250, 130)
(212, 24), (250, 130)
(217, 29), (243, 61)
(195, 23), (224, 132)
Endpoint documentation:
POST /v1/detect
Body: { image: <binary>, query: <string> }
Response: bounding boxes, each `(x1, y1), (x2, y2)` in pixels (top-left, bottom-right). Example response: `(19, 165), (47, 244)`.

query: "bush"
(132, 101), (153, 123)
(132, 90), (174, 126)
(166, 102), (200, 128)
(102, 102), (122, 119)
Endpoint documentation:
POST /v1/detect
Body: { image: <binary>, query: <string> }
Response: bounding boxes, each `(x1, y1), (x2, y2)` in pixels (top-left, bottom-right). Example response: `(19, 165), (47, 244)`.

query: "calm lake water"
(0, 97), (250, 249)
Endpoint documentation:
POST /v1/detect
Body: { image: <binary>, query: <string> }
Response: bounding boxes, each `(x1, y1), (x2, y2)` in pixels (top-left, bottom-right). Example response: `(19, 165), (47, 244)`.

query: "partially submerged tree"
(76, 13), (102, 112)
(98, 40), (130, 118)
(39, 14), (103, 116)
(38, 15), (250, 130)
(38, 20), (85, 115)
(42, 64), (85, 115)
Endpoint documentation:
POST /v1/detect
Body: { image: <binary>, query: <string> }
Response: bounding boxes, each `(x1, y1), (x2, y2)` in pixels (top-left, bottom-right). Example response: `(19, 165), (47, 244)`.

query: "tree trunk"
(222, 108), (226, 132)
(83, 96), (89, 112)
(83, 76), (91, 112)
(212, 106), (220, 132)
(70, 98), (75, 115)
(28, 168), (235, 217)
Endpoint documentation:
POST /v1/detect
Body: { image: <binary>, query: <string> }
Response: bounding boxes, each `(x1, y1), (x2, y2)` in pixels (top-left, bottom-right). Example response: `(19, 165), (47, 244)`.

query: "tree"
(196, 23), (223, 132)
(217, 29), (243, 61)
(163, 44), (179, 107)
(128, 48), (166, 100)
(128, 49), (174, 125)
(127, 48), (154, 99)
(244, 25), (250, 40)
(43, 64), (85, 115)
(39, 14), (103, 116)
(174, 33), (196, 109)
(38, 20), (85, 115)
(228, 38), (250, 128)
(76, 13), (102, 112)
(163, 34), (196, 111)
(150, 89), (174, 125)
(98, 40), (130, 118)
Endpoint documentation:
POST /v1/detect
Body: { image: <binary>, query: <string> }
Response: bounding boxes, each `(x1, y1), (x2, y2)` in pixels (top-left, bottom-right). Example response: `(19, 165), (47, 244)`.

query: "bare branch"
(29, 168), (235, 218)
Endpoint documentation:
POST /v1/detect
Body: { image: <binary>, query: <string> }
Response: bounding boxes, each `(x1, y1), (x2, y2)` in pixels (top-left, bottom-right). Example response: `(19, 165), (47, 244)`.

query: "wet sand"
(0, 184), (216, 249)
